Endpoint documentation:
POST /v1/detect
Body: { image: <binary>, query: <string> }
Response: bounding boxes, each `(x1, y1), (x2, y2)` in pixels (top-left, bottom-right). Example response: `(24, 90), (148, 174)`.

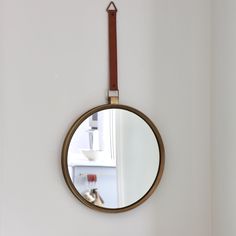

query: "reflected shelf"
(68, 152), (116, 168)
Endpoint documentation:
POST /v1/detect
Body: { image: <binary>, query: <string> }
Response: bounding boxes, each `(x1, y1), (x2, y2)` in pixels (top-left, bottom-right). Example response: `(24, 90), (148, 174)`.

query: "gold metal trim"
(109, 96), (119, 104)
(61, 104), (165, 213)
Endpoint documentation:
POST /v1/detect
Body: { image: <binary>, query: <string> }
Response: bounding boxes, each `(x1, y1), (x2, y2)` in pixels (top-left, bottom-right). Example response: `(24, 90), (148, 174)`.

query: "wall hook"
(106, 1), (117, 12)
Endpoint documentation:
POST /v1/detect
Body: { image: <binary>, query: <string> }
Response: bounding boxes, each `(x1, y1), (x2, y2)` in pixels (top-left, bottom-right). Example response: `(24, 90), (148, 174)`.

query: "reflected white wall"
(117, 110), (159, 205)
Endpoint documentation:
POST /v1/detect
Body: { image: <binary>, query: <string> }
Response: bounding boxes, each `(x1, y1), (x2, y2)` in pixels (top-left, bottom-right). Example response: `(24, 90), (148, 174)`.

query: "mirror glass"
(66, 108), (161, 209)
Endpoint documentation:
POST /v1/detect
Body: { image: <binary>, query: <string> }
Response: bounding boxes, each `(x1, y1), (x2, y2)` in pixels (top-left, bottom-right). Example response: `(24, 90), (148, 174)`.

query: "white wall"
(212, 1), (236, 236)
(1, 0), (211, 236)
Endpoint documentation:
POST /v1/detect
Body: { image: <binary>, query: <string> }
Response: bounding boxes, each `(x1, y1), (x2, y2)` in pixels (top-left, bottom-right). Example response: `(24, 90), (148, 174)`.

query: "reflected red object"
(87, 174), (97, 183)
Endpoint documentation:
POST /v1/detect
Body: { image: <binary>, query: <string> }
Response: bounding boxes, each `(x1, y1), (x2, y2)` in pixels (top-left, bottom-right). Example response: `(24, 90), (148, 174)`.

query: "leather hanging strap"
(107, 2), (119, 102)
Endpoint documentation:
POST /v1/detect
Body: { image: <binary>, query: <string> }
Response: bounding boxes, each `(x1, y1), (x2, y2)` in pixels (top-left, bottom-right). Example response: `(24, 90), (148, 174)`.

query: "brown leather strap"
(107, 2), (118, 91)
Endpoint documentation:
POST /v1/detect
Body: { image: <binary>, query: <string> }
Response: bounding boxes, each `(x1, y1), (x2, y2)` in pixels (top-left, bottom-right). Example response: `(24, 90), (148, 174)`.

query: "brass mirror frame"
(61, 104), (165, 213)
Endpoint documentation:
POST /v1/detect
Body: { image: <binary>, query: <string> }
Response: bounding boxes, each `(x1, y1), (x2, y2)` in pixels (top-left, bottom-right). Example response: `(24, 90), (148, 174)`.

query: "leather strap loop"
(107, 2), (118, 91)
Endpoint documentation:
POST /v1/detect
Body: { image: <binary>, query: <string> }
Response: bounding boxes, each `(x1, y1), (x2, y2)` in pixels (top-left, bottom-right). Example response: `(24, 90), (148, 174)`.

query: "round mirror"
(62, 104), (164, 212)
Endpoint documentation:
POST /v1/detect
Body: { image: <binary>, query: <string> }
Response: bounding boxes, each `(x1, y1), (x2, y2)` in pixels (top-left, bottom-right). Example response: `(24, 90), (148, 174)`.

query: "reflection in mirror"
(67, 108), (160, 209)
